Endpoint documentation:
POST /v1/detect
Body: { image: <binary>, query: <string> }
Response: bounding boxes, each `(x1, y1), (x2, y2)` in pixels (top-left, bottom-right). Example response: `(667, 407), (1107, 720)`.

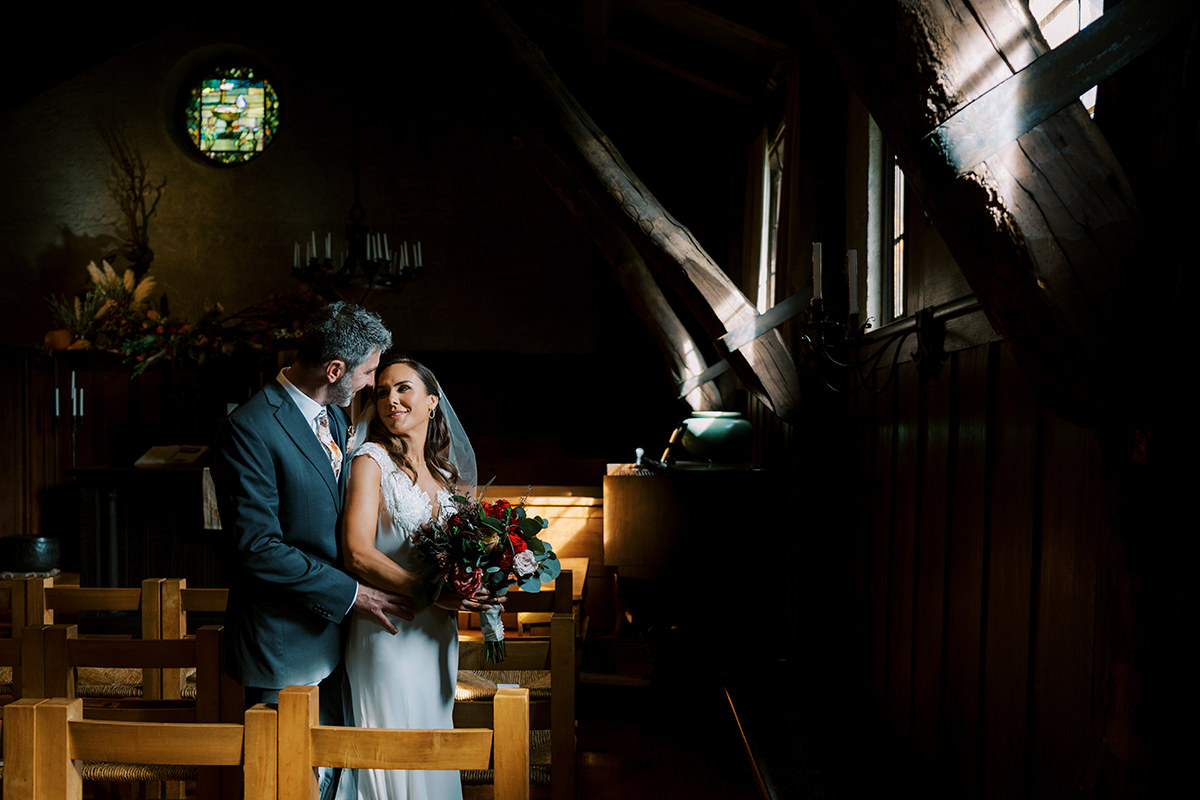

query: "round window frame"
(167, 50), (283, 167)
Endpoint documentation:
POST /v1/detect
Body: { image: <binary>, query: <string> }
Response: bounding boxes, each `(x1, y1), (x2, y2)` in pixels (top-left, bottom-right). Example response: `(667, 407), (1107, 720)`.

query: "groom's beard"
(328, 371), (356, 407)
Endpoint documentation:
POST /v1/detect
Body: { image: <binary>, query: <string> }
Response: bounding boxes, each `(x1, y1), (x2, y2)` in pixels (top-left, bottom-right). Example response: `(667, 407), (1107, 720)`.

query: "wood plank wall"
(848, 340), (1116, 798)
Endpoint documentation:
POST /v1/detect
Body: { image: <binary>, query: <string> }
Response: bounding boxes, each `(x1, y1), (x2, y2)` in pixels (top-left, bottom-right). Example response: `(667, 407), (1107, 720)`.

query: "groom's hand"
(353, 584), (415, 633)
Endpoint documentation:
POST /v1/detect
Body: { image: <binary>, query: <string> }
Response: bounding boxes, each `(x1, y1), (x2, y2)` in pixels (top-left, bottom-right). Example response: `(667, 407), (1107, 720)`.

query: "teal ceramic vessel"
(680, 411), (752, 461)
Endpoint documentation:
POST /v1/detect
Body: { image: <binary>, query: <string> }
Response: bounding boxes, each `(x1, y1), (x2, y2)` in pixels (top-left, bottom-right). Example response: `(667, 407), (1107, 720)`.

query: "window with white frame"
(755, 125), (785, 314)
(1030, 0), (1104, 114)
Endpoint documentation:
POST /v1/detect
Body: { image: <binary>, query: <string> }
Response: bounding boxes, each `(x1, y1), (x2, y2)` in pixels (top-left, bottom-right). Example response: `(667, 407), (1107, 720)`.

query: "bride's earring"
(428, 406), (436, 419)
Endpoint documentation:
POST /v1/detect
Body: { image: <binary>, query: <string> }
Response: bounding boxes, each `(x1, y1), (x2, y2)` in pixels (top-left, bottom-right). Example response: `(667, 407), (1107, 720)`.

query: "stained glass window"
(184, 66), (279, 164)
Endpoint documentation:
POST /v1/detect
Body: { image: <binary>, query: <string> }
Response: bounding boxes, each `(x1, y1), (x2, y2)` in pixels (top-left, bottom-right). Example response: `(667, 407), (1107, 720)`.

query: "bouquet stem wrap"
(480, 604), (506, 663)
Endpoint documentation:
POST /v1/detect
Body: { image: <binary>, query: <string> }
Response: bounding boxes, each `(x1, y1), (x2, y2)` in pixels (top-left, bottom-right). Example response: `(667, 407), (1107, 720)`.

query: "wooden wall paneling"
(980, 344), (1039, 799)
(1030, 410), (1101, 798)
(27, 353), (61, 539)
(849, 369), (878, 684)
(942, 345), (991, 795)
(912, 354), (952, 762)
(886, 362), (920, 739)
(1, 349), (61, 541)
(1, 349), (26, 537)
(866, 365), (896, 714)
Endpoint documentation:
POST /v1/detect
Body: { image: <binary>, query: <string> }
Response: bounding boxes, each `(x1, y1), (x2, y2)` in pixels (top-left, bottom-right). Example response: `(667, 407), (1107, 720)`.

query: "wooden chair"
(38, 623), (232, 800)
(17, 577), (167, 699)
(1, 697), (275, 800)
(456, 570), (576, 800)
(278, 684), (530, 800)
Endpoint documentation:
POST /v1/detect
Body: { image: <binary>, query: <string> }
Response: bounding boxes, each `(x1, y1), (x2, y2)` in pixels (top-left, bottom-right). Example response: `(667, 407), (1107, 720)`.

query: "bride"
(338, 354), (499, 800)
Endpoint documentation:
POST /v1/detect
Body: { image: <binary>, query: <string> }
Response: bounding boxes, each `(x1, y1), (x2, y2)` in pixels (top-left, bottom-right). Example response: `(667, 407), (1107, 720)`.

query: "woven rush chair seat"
(82, 761), (199, 781)
(75, 666), (144, 697)
(1, 663), (11, 694)
(461, 729), (552, 786)
(72, 665), (199, 698)
(456, 669), (552, 701)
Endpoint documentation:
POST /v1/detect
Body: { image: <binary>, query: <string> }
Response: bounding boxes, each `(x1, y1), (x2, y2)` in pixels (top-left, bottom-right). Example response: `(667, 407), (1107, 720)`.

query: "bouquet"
(413, 484), (560, 662)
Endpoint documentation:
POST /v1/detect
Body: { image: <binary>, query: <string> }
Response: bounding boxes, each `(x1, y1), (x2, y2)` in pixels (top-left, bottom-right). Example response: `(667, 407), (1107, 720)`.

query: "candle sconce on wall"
(668, 243), (981, 403)
(794, 244), (979, 393)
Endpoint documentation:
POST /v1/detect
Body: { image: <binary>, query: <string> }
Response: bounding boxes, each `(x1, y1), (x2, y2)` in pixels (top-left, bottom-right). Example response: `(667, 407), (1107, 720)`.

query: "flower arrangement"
(414, 485), (560, 662)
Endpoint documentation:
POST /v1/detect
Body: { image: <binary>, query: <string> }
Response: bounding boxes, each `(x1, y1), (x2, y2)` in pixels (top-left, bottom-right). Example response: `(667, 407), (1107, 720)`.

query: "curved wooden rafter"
(478, 0), (803, 422)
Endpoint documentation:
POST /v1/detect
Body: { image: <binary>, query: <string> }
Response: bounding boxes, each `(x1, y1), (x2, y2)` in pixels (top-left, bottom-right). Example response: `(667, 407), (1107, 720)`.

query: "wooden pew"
(1, 697), (275, 800)
(17, 577), (167, 698)
(457, 570), (576, 800)
(38, 623), (231, 800)
(279, 684), (531, 800)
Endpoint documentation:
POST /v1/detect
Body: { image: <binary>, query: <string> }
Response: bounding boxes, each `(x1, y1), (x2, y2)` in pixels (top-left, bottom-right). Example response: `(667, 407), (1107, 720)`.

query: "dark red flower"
(484, 499), (510, 520)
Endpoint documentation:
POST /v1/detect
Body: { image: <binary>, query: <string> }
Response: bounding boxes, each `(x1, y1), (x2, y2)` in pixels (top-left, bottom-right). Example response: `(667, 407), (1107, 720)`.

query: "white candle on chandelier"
(311, 231), (317, 259)
(416, 241), (423, 267)
(294, 241), (299, 268)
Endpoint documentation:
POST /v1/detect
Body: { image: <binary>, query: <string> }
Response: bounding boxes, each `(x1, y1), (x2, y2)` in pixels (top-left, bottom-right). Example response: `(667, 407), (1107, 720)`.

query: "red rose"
(450, 563), (484, 597)
(484, 499), (510, 520)
(508, 533), (527, 553)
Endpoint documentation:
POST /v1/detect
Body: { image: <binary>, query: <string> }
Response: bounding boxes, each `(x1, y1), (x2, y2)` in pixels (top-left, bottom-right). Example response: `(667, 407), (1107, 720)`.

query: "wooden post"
(279, 685), (319, 800)
(493, 688), (531, 800)
(244, 703), (278, 800)
(42, 624), (77, 698)
(144, 577), (167, 700)
(550, 571), (576, 800)
(2, 698), (45, 800)
(37, 697), (84, 800)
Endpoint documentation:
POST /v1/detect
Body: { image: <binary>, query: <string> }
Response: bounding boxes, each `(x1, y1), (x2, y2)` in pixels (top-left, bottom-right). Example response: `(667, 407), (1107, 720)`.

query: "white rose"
(513, 549), (538, 577)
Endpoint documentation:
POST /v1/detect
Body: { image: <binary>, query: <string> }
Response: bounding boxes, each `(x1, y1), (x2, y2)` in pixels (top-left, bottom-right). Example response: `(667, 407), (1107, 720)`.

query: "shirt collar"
(277, 367), (326, 424)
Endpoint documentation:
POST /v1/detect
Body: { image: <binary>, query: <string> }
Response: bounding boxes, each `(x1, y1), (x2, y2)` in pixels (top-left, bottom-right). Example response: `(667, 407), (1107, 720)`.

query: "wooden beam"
(479, 0), (802, 420)
(924, 0), (1193, 175)
(506, 127), (725, 411)
(719, 286), (813, 353)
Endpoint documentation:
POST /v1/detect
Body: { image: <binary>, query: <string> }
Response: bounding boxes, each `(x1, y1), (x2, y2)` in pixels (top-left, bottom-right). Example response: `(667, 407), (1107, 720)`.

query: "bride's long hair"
(366, 355), (461, 490)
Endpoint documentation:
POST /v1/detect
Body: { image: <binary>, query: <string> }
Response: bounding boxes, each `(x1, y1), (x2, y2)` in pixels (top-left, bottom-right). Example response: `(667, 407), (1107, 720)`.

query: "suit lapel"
(265, 381), (342, 508)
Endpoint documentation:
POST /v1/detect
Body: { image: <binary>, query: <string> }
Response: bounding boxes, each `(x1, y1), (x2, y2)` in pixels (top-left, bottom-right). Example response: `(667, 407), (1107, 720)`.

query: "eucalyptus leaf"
(539, 557), (562, 581)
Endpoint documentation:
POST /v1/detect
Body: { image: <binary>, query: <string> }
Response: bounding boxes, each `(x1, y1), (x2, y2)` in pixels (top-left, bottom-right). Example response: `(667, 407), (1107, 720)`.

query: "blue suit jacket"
(213, 379), (359, 689)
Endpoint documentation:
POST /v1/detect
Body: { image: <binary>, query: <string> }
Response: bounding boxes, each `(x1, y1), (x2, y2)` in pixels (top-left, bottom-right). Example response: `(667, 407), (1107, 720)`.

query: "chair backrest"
(38, 623), (225, 723)
(277, 684), (530, 800)
(15, 577), (168, 697)
(1, 696), (275, 800)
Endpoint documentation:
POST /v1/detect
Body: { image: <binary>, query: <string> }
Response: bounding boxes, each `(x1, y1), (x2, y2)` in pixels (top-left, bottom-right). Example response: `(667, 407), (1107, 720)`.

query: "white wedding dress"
(341, 442), (461, 800)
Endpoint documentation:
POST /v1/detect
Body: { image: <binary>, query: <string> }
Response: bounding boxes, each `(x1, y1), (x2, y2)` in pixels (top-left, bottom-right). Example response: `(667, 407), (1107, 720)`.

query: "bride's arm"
(342, 453), (422, 598)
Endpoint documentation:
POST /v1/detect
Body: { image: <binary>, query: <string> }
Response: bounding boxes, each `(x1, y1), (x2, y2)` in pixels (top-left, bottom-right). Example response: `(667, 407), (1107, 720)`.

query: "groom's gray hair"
(297, 301), (392, 372)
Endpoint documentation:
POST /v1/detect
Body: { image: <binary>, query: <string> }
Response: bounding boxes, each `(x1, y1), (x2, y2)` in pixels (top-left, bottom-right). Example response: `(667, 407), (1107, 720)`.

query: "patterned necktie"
(316, 410), (342, 478)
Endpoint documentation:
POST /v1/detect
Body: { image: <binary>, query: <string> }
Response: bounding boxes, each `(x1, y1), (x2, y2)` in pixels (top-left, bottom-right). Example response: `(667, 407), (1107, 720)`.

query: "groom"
(213, 301), (410, 796)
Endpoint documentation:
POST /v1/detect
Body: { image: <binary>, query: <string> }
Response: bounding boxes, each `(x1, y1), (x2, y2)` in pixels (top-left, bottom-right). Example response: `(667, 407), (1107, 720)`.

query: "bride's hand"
(433, 590), (507, 614)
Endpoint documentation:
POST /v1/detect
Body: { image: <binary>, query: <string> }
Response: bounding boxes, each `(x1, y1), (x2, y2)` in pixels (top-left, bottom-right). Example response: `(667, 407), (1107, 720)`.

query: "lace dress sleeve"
(350, 442), (429, 532)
